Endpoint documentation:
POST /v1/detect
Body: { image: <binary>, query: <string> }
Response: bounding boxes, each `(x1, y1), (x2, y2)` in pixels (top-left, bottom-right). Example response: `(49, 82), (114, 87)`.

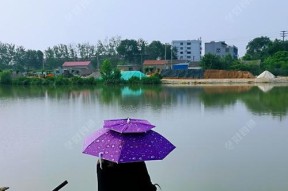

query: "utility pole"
(164, 43), (167, 61)
(170, 45), (173, 69)
(280, 30), (287, 42)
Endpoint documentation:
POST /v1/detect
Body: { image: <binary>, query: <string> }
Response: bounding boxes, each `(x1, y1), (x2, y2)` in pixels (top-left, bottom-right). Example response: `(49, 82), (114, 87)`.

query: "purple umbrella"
(82, 128), (175, 163)
(103, 118), (155, 133)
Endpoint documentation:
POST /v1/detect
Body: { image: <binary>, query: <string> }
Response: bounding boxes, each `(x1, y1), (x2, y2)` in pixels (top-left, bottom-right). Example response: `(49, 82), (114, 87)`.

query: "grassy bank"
(0, 71), (161, 86)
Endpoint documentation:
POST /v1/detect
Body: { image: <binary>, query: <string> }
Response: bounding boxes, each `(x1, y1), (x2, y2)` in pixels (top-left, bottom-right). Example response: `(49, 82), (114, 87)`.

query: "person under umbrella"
(83, 118), (175, 191)
(97, 159), (158, 191)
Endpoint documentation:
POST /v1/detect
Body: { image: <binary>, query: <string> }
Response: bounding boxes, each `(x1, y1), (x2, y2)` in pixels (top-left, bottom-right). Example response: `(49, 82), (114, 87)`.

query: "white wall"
(172, 40), (202, 61)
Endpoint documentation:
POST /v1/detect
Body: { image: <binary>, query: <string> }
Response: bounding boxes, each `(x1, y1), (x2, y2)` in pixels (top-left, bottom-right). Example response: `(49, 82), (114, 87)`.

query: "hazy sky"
(1, 0), (287, 56)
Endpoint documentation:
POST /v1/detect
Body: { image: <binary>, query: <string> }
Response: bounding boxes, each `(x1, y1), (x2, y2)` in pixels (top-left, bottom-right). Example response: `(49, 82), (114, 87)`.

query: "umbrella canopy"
(82, 128), (175, 163)
(104, 118), (155, 133)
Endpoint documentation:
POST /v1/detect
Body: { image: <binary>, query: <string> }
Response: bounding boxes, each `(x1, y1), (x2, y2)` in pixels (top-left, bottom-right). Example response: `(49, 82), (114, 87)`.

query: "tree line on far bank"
(0, 37), (176, 72)
(1, 36), (288, 76)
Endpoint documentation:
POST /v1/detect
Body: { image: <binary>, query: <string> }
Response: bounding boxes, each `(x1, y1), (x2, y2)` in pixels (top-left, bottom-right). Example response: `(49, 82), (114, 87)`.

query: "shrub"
(12, 77), (32, 85)
(30, 78), (43, 85)
(0, 71), (12, 84)
(71, 76), (84, 85)
(142, 76), (161, 84)
(54, 76), (70, 86)
(128, 76), (141, 84)
(45, 77), (55, 85)
(82, 77), (96, 85)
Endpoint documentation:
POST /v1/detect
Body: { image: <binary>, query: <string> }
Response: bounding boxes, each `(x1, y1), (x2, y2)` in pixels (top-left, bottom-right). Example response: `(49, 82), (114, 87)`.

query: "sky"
(0, 0), (287, 57)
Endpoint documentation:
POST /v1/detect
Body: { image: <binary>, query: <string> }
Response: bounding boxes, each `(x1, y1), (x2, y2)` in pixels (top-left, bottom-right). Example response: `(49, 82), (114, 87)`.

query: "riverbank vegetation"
(0, 73), (161, 86)
(0, 59), (161, 86)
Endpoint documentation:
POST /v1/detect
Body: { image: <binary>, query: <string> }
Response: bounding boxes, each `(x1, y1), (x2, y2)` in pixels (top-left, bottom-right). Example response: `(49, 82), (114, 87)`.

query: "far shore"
(161, 77), (288, 86)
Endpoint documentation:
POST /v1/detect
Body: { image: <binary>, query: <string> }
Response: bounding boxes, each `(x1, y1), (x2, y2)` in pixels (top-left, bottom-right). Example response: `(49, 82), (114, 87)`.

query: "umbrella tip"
(99, 152), (104, 169)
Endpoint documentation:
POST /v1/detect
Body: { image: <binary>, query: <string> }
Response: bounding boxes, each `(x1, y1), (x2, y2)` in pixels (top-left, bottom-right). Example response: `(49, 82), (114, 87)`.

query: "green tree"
(0, 42), (15, 67)
(24, 50), (44, 70)
(100, 59), (122, 83)
(262, 51), (288, 76)
(221, 55), (234, 69)
(112, 68), (121, 81)
(268, 39), (288, 55)
(13, 46), (26, 71)
(229, 60), (261, 75)
(96, 36), (122, 67)
(201, 54), (223, 69)
(243, 36), (272, 60)
(0, 70), (12, 84)
(146, 41), (164, 60)
(44, 47), (59, 69)
(117, 39), (140, 64)
(137, 39), (148, 64)
(100, 59), (113, 80)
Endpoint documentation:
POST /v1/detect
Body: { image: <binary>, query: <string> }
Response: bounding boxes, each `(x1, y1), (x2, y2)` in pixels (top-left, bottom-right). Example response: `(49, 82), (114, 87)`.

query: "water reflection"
(1, 84), (288, 117)
(1, 84), (288, 191)
(257, 84), (275, 92)
(199, 85), (288, 117)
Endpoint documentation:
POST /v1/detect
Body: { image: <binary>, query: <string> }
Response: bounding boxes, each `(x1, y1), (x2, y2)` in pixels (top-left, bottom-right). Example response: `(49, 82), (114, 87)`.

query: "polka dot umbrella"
(82, 128), (175, 163)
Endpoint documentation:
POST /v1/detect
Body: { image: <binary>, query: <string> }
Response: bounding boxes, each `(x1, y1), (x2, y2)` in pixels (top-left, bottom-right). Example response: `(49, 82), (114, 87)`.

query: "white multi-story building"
(172, 39), (202, 62)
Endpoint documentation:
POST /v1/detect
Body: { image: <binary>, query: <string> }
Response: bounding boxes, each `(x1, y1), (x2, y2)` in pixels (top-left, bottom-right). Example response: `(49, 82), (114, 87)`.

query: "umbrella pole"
(52, 180), (68, 191)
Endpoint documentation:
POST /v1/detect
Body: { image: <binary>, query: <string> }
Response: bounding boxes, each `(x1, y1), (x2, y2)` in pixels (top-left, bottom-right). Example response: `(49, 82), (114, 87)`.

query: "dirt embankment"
(204, 70), (254, 79)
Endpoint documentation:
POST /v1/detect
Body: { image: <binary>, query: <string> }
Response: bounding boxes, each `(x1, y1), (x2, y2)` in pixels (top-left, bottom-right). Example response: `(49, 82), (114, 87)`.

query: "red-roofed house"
(143, 60), (170, 73)
(62, 61), (94, 76)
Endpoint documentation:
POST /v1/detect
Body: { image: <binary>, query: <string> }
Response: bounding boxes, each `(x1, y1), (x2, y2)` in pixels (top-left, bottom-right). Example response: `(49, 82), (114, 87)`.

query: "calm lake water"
(1, 84), (288, 191)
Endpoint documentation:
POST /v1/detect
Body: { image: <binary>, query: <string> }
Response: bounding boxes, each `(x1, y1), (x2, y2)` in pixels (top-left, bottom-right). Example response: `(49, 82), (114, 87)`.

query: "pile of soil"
(257, 70), (275, 79)
(204, 70), (254, 79)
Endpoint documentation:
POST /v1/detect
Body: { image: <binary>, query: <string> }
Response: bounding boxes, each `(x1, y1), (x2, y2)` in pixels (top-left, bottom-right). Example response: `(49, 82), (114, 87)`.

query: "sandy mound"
(257, 70), (275, 79)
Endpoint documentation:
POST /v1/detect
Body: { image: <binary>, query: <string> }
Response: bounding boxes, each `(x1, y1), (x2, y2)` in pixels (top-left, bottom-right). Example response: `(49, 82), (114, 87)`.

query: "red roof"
(143, 60), (170, 66)
(63, 61), (91, 67)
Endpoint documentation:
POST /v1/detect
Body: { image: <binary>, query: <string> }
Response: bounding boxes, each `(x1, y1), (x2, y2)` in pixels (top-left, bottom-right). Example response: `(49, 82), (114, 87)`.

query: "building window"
(187, 47), (191, 50)
(180, 42), (183, 45)
(180, 52), (183, 54)
(187, 42), (191, 45)
(180, 47), (183, 50)
(187, 56), (191, 59)
(216, 48), (221, 53)
(187, 51), (191, 54)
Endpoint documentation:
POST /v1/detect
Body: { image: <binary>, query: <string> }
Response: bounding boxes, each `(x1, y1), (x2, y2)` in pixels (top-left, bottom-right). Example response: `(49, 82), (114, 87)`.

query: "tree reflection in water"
(1, 84), (288, 118)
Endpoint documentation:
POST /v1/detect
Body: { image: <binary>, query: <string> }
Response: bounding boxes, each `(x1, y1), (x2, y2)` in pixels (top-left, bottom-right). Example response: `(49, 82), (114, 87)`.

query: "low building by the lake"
(117, 64), (142, 71)
(62, 61), (94, 76)
(143, 59), (188, 73)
